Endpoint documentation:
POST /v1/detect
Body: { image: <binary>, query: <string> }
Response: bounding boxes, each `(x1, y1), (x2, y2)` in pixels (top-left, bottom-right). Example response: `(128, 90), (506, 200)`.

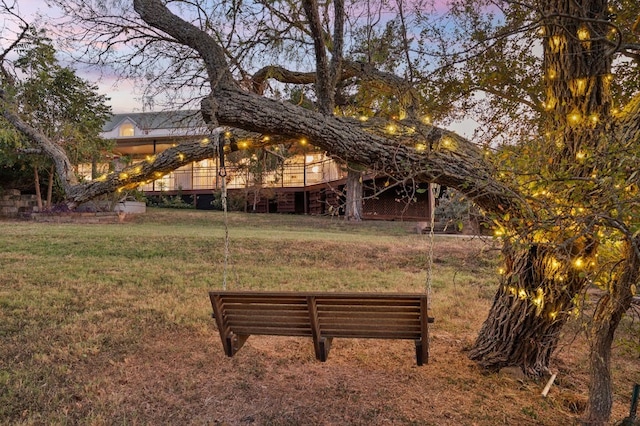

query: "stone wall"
(0, 189), (39, 217)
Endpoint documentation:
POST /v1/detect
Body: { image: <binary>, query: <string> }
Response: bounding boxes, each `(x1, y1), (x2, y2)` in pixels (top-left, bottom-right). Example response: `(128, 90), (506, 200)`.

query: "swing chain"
(426, 183), (436, 306)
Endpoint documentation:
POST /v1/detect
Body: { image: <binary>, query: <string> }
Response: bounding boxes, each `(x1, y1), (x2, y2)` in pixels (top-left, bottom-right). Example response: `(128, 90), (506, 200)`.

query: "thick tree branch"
(204, 87), (527, 218)
(329, 0), (345, 105)
(132, 0), (236, 91)
(615, 92), (640, 144)
(1, 91), (79, 194)
(130, 0), (527, 221)
(301, 0), (334, 114)
(66, 138), (217, 207)
(251, 60), (420, 111)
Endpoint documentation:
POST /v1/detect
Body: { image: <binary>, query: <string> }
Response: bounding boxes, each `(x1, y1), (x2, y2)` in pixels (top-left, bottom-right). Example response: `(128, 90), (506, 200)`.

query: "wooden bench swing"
(208, 136), (436, 365)
(209, 291), (434, 365)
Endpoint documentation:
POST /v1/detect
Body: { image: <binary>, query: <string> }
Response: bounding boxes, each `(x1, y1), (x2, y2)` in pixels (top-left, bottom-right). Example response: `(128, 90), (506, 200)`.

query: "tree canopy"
(1, 6), (112, 197)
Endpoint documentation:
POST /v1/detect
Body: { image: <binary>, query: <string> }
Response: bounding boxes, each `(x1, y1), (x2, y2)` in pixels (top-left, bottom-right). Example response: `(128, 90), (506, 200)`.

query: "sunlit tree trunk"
(470, 0), (613, 377)
(345, 166), (363, 221)
(469, 242), (594, 375)
(46, 164), (54, 209)
(584, 237), (639, 425)
(33, 166), (43, 211)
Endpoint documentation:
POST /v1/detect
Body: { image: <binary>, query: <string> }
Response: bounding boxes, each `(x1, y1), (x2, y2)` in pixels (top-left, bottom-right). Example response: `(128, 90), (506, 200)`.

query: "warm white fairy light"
(440, 137), (456, 150)
(568, 110), (582, 125)
(577, 26), (590, 41)
(385, 123), (397, 134)
(569, 78), (588, 96)
(549, 35), (564, 52)
(532, 288), (545, 307)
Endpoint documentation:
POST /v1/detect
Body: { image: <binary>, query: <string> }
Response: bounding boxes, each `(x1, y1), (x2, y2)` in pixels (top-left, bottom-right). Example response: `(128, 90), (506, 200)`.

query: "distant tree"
(0, 14), (112, 206)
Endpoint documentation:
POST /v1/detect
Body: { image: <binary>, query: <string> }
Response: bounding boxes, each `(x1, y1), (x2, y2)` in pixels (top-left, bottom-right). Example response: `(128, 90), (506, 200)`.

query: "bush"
(147, 194), (194, 209)
(211, 190), (246, 211)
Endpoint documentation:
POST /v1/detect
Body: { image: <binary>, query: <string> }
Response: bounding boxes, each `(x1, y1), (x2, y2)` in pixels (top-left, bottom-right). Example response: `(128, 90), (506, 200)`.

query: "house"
(94, 111), (434, 220)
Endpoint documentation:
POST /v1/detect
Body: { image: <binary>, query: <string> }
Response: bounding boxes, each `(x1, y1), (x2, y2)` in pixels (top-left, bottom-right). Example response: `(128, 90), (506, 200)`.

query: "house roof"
(102, 110), (206, 132)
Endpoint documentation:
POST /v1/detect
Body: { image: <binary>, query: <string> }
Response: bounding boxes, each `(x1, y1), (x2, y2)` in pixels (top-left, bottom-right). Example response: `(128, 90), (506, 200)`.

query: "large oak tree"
(2, 0), (640, 423)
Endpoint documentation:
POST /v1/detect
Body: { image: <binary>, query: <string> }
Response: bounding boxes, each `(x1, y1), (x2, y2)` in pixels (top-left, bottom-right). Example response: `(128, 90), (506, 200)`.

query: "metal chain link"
(215, 131), (230, 291)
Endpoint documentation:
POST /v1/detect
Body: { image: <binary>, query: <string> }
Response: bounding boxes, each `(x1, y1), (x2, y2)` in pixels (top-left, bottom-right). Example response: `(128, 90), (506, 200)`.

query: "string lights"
(577, 26), (590, 41)
(549, 35), (565, 52)
(385, 123), (397, 134)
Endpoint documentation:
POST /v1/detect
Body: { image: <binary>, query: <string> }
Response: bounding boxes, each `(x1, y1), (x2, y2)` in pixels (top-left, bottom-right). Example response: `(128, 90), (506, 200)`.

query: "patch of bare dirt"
(81, 324), (610, 425)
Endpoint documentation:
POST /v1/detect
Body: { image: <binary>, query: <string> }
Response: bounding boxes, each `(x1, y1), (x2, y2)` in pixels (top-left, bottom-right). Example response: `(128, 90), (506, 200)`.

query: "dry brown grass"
(0, 208), (638, 425)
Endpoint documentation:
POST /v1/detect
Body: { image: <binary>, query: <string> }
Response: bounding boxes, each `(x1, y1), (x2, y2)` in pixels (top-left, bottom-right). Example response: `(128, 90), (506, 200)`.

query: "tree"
(15, 35), (112, 171)
(422, 2), (640, 423)
(0, 7), (112, 205)
(128, 1), (640, 423)
(4, 1), (640, 423)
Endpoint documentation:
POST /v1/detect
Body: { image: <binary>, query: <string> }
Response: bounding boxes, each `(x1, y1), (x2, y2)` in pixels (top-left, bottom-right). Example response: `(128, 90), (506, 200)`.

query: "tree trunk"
(46, 165), (54, 209)
(469, 244), (590, 376)
(345, 166), (363, 221)
(252, 186), (261, 212)
(583, 238), (639, 425)
(469, 0), (617, 378)
(33, 167), (43, 211)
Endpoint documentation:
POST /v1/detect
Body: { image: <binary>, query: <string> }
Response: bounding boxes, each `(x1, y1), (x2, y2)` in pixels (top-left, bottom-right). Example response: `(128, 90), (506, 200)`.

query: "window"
(119, 122), (135, 137)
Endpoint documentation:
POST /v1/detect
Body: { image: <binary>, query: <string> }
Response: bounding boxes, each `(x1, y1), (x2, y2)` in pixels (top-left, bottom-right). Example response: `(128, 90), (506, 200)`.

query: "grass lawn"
(0, 208), (637, 425)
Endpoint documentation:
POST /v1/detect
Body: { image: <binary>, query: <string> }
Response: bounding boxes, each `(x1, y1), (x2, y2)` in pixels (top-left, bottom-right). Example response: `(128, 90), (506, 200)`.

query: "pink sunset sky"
(15, 0), (476, 135)
(18, 0), (145, 113)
